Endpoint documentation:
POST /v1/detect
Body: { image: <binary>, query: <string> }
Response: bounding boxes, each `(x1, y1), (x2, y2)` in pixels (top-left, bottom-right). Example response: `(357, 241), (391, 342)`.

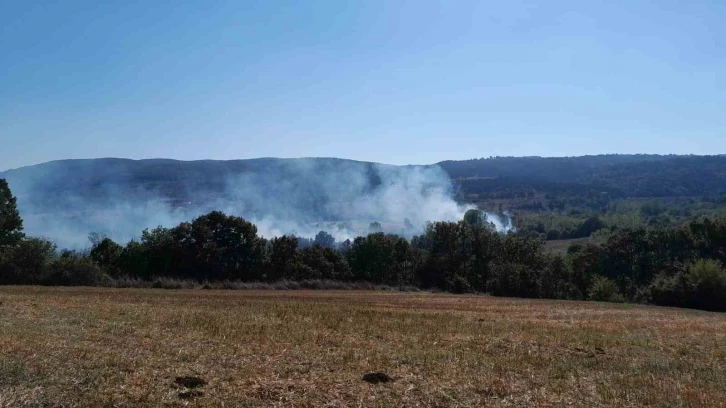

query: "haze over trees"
(2, 154), (725, 248)
(1, 154), (725, 311)
(1, 175), (725, 311)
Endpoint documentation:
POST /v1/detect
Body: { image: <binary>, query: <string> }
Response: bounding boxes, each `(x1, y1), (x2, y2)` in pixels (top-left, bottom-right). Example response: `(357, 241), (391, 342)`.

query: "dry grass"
(543, 238), (590, 255)
(1, 287), (725, 407)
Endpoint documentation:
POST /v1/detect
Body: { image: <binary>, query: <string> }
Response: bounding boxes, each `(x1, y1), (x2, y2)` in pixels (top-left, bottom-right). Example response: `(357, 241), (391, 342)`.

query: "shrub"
(0, 237), (56, 284)
(46, 251), (110, 286)
(587, 275), (625, 303)
(648, 259), (726, 311)
(90, 238), (123, 276)
(683, 259), (726, 311)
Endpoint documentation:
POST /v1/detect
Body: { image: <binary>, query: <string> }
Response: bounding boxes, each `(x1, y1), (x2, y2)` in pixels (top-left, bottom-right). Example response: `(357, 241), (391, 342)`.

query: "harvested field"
(1, 287), (725, 407)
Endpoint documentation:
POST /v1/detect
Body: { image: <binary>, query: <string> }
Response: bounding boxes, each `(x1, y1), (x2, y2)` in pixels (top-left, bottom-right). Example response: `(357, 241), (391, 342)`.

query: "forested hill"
(2, 154), (726, 203)
(0, 157), (393, 208)
(439, 155), (726, 198)
(440, 154), (670, 180)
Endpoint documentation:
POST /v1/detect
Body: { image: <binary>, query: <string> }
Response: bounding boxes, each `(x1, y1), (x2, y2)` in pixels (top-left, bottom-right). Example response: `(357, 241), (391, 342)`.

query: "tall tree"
(463, 209), (485, 227)
(313, 231), (335, 248)
(0, 179), (23, 247)
(267, 235), (300, 280)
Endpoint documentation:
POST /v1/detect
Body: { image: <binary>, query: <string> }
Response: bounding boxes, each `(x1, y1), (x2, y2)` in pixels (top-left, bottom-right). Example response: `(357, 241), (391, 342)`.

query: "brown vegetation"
(1, 287), (725, 407)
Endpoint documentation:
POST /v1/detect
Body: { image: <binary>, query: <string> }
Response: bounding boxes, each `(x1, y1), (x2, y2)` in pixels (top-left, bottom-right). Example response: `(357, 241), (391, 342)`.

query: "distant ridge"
(2, 154), (725, 249)
(2, 155), (726, 202)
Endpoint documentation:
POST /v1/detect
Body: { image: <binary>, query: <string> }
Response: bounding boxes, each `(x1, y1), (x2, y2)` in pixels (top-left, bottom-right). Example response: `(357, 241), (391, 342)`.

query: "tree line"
(1, 179), (725, 311)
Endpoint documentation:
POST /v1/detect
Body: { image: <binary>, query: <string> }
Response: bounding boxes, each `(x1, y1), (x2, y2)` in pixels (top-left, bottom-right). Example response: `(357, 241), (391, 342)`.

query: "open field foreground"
(1, 288), (725, 408)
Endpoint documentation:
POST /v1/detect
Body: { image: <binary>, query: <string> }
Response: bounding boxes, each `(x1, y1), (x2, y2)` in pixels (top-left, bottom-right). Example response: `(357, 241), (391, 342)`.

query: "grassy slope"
(1, 287), (725, 407)
(543, 238), (590, 255)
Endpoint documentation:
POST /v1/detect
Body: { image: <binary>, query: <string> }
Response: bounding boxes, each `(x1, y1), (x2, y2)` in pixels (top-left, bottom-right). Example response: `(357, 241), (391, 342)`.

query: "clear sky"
(1, 0), (724, 170)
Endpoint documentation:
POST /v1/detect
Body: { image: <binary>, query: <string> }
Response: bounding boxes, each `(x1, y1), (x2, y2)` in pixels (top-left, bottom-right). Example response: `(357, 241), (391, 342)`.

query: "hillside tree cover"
(1, 177), (726, 311)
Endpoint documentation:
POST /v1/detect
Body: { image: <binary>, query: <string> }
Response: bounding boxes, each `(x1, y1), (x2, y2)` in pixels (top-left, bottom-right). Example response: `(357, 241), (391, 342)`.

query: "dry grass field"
(1, 287), (725, 407)
(543, 238), (590, 255)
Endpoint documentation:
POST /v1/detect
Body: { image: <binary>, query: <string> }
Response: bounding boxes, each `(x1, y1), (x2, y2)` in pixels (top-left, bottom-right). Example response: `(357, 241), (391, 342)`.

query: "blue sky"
(1, 0), (724, 170)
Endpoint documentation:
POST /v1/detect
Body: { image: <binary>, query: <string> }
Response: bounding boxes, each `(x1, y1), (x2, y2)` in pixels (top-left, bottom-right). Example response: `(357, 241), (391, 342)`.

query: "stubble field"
(1, 287), (725, 407)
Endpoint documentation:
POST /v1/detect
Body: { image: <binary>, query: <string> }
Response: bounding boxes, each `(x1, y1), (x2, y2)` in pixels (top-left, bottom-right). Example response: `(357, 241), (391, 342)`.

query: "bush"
(46, 251), (110, 286)
(648, 259), (726, 311)
(587, 275), (625, 303)
(646, 272), (682, 307)
(0, 237), (56, 284)
(576, 216), (606, 238)
(686, 259), (726, 311)
(90, 238), (123, 276)
(546, 229), (561, 240)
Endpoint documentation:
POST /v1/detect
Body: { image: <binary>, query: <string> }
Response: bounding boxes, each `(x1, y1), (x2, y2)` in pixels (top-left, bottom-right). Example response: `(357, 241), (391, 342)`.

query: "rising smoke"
(2, 158), (512, 249)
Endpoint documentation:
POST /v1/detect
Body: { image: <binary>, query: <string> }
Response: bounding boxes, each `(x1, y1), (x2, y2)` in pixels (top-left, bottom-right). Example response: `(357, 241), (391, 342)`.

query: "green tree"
(0, 237), (56, 284)
(313, 231), (335, 248)
(420, 221), (472, 292)
(47, 250), (107, 286)
(0, 179), (23, 247)
(575, 216), (605, 238)
(646, 259), (726, 311)
(463, 209), (485, 227)
(90, 238), (123, 276)
(267, 235), (300, 280)
(298, 244), (351, 280)
(587, 275), (625, 302)
(181, 211), (266, 281)
(348, 233), (394, 282)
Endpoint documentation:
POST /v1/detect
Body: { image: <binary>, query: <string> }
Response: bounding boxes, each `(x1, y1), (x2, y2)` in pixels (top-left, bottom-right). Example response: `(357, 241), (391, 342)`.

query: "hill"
(1, 157), (393, 210)
(0, 158), (460, 247)
(441, 154), (726, 198)
(4, 154), (725, 203)
(1, 155), (725, 247)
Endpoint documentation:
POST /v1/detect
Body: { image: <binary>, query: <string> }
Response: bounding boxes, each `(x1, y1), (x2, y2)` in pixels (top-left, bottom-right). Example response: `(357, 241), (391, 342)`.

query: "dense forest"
(442, 155), (726, 196)
(448, 155), (726, 241)
(1, 178), (725, 311)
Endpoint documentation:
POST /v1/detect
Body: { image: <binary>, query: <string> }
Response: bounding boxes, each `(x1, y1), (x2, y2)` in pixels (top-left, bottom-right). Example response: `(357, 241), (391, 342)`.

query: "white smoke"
(3, 159), (512, 248)
(484, 211), (515, 233)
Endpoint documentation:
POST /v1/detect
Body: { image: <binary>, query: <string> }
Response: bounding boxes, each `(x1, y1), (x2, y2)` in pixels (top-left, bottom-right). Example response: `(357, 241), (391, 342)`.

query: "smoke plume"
(2, 158), (511, 248)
